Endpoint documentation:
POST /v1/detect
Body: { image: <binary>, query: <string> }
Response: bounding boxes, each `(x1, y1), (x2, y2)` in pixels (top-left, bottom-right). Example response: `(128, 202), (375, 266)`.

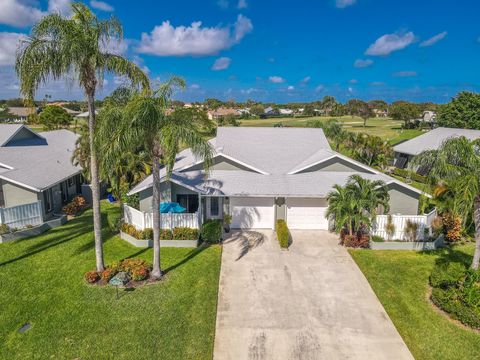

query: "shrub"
(385, 214), (395, 241)
(442, 213), (462, 243)
(100, 268), (117, 281)
(431, 216), (443, 238)
(160, 229), (173, 240)
(173, 227), (199, 240)
(120, 258), (149, 274)
(404, 220), (420, 241)
(343, 234), (370, 248)
(84, 270), (100, 284)
(62, 195), (87, 216)
(371, 235), (385, 242)
(121, 223), (141, 239)
(392, 167), (427, 184)
(430, 261), (480, 329)
(276, 219), (289, 248)
(200, 220), (222, 243)
(131, 267), (149, 281)
(140, 228), (153, 240)
(0, 224), (10, 235)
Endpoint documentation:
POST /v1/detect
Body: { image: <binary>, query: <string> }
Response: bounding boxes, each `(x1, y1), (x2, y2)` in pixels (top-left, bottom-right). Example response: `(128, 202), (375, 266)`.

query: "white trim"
(0, 175), (40, 192)
(179, 152), (269, 175)
(288, 153), (375, 175)
(0, 162), (14, 170)
(0, 125), (46, 147)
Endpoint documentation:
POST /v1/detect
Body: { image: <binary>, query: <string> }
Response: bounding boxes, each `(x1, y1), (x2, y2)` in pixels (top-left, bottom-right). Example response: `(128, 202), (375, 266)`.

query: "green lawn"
(350, 246), (480, 360)
(0, 203), (221, 359)
(240, 115), (423, 142)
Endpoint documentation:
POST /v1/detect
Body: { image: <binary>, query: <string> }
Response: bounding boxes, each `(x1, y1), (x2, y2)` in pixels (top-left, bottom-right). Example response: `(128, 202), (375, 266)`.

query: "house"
(264, 106), (278, 116)
(421, 110), (436, 123)
(373, 108), (388, 117)
(393, 127), (480, 169)
(0, 124), (83, 221)
(127, 127), (424, 231)
(279, 108), (294, 116)
(4, 107), (38, 122)
(207, 108), (241, 120)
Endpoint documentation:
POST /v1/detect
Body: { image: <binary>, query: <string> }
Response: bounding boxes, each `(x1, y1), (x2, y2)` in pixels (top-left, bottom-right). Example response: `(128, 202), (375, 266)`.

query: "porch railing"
(124, 204), (199, 230)
(0, 201), (43, 229)
(371, 209), (437, 241)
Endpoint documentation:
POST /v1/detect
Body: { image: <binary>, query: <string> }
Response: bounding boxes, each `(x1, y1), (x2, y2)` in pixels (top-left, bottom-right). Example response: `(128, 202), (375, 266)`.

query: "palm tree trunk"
(87, 90), (104, 272)
(471, 195), (480, 270)
(150, 153), (163, 279)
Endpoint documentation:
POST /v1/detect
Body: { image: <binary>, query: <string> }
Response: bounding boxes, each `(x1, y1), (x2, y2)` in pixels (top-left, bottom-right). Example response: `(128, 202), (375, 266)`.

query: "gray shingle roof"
(0, 124), (23, 146)
(129, 127), (423, 197)
(393, 127), (480, 156)
(0, 126), (81, 191)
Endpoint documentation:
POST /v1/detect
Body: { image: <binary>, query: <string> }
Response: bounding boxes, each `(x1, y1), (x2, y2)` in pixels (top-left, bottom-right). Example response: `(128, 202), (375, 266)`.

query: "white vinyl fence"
(371, 209), (437, 241)
(124, 204), (199, 230)
(0, 201), (43, 229)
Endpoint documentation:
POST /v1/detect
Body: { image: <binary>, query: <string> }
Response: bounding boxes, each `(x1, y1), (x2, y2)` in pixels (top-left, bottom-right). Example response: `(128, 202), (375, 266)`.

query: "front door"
(206, 197), (223, 219)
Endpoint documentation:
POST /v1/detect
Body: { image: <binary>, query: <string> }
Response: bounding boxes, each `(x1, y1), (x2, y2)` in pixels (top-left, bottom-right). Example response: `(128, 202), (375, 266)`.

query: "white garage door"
(286, 198), (329, 230)
(231, 197), (274, 229)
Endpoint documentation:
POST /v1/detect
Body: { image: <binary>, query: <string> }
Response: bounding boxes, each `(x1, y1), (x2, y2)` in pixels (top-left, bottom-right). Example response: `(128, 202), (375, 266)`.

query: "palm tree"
(326, 175), (390, 236)
(412, 136), (480, 269)
(16, 3), (150, 272)
(101, 78), (213, 279)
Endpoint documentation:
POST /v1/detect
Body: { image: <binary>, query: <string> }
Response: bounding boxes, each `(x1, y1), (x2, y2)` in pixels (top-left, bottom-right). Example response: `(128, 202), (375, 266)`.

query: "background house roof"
(393, 127), (480, 156)
(0, 127), (81, 191)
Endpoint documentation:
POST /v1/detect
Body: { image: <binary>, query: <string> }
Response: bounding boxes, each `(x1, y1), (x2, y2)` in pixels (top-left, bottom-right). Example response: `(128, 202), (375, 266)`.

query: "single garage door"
(286, 198), (329, 230)
(231, 197), (275, 229)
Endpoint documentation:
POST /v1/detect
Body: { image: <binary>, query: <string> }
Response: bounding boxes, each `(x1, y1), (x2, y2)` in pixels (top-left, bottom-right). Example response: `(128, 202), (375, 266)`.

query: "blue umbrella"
(160, 202), (186, 213)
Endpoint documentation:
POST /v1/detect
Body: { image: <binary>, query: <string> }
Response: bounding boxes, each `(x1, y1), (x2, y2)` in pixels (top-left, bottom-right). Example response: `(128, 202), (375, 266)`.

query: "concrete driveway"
(214, 230), (413, 360)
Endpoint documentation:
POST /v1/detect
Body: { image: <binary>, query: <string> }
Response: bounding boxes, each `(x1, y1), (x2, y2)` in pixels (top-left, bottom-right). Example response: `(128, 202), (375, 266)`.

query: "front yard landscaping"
(0, 202), (221, 360)
(350, 245), (480, 360)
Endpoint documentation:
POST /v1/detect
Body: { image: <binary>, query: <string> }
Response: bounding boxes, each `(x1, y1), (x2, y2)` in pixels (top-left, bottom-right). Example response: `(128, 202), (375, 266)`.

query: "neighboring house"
(5, 107), (38, 123)
(127, 127), (424, 231)
(279, 108), (294, 116)
(373, 108), (388, 117)
(264, 106), (278, 116)
(393, 127), (480, 170)
(420, 110), (436, 123)
(75, 110), (99, 118)
(0, 125), (82, 220)
(207, 108), (241, 120)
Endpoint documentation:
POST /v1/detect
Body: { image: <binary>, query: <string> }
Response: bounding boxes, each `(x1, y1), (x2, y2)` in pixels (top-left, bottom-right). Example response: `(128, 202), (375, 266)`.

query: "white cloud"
(90, 1), (114, 12)
(335, 0), (356, 8)
(269, 76), (285, 83)
(0, 0), (44, 27)
(354, 59), (373, 68)
(420, 31), (447, 47)
(238, 0), (248, 9)
(287, 85), (295, 90)
(393, 71), (417, 77)
(241, 87), (260, 94)
(300, 76), (311, 84)
(365, 31), (415, 56)
(190, 84), (200, 89)
(212, 57), (231, 70)
(103, 39), (129, 55)
(0, 32), (25, 66)
(315, 85), (325, 92)
(137, 15), (253, 56)
(348, 86), (354, 93)
(48, 0), (72, 16)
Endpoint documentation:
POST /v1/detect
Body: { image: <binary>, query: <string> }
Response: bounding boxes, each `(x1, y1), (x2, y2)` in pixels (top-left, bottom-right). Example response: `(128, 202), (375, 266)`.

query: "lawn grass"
(0, 202), (221, 359)
(349, 245), (480, 360)
(239, 115), (422, 141)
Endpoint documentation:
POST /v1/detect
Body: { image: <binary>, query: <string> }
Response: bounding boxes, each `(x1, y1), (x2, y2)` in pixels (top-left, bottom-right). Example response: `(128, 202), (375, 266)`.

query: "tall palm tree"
(16, 3), (150, 271)
(326, 175), (390, 236)
(101, 79), (213, 279)
(412, 136), (480, 269)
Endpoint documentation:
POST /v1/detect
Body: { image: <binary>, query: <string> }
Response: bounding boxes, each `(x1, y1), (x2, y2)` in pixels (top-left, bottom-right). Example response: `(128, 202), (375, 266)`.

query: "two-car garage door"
(286, 198), (329, 230)
(230, 196), (329, 230)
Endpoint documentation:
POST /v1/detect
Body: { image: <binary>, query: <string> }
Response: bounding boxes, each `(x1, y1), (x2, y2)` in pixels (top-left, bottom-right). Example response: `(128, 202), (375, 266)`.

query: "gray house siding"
(298, 158), (374, 174)
(2, 181), (37, 207)
(186, 155), (257, 172)
(137, 181), (200, 212)
(388, 183), (419, 215)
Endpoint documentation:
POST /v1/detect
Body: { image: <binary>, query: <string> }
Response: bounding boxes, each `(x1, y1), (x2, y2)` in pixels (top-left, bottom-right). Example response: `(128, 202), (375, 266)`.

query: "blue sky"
(1, 0), (479, 103)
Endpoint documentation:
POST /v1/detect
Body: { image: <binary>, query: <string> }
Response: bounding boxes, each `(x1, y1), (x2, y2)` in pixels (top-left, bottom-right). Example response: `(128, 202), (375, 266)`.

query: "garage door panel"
(231, 197), (274, 229)
(286, 198), (328, 230)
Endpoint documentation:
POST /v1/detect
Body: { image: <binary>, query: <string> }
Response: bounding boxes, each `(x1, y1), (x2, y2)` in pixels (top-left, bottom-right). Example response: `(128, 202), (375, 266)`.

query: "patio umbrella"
(160, 202), (186, 213)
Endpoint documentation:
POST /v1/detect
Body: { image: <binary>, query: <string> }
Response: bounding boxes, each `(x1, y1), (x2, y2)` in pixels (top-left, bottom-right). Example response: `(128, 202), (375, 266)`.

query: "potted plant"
(223, 214), (232, 233)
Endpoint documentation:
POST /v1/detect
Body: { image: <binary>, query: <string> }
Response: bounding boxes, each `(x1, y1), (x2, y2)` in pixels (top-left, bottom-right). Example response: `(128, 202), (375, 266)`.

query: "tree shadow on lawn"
(418, 246), (473, 267)
(163, 244), (210, 274)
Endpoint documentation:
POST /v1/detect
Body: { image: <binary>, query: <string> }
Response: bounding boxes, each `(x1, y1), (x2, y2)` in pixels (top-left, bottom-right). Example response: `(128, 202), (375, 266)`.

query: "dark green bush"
(371, 235), (385, 242)
(140, 228), (153, 240)
(173, 227), (199, 240)
(276, 220), (289, 248)
(200, 220), (222, 243)
(430, 262), (480, 329)
(160, 229), (173, 240)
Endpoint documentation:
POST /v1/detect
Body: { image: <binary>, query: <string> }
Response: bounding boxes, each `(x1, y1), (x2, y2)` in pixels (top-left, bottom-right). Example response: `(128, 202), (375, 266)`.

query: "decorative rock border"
(0, 216), (67, 244)
(369, 235), (445, 251)
(120, 231), (199, 248)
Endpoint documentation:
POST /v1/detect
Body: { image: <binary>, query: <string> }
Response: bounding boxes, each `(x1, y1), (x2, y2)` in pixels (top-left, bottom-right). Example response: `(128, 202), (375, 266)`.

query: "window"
(44, 188), (53, 213)
(67, 177), (75, 187)
(210, 197), (219, 216)
(176, 194), (199, 213)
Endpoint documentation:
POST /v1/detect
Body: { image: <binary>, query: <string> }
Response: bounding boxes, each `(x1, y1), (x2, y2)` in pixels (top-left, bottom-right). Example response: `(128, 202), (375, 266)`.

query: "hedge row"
(121, 223), (198, 240)
(276, 220), (290, 249)
(200, 219), (222, 243)
(392, 167), (427, 184)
